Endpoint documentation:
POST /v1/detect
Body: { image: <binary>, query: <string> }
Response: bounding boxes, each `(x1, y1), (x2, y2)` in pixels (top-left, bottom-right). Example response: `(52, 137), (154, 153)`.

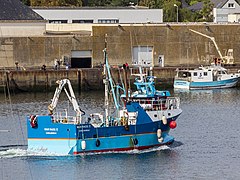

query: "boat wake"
(77, 145), (171, 156)
(0, 140), (183, 158)
(0, 145), (175, 158)
(111, 145), (170, 155)
(0, 147), (65, 158)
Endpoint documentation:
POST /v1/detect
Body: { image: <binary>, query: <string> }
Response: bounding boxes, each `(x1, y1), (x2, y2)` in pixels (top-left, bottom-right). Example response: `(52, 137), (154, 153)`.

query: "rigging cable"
(0, 23), (33, 180)
(4, 69), (26, 147)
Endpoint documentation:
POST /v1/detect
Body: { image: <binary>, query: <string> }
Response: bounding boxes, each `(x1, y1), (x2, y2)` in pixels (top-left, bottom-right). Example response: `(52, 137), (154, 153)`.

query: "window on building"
(98, 19), (119, 24)
(72, 20), (94, 23)
(228, 3), (235, 8)
(49, 20), (68, 24)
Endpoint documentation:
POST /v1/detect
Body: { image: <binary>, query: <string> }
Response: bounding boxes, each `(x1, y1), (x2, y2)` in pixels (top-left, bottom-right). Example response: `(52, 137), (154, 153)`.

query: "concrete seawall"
(1, 66), (240, 93)
(1, 24), (240, 69)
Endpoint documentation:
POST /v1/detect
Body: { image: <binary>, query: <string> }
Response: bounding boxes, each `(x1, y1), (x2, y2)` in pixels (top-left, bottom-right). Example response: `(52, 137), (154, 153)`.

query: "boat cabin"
(190, 68), (214, 82)
(176, 65), (229, 82)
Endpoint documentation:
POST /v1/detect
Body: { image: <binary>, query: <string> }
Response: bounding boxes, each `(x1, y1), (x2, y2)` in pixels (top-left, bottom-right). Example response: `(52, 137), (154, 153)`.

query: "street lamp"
(174, 4), (178, 23)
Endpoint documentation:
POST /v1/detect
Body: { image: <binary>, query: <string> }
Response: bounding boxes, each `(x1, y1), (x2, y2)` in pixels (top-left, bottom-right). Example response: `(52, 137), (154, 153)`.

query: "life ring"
(30, 115), (38, 128)
(96, 139), (100, 147)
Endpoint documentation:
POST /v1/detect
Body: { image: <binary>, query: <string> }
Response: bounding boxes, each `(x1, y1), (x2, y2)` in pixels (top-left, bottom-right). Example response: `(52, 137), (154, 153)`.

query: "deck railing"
(133, 97), (180, 111)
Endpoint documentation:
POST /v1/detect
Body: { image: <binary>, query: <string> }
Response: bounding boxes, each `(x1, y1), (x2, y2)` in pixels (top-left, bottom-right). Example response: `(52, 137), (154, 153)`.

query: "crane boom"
(189, 29), (223, 59)
(48, 79), (81, 115)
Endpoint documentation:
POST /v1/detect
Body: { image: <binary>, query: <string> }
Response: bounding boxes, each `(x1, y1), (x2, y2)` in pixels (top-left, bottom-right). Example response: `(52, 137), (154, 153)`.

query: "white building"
(228, 13), (240, 22)
(213, 0), (240, 23)
(32, 7), (163, 24)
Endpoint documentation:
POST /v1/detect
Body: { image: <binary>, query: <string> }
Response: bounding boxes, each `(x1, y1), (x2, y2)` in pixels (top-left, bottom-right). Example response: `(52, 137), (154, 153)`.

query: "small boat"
(174, 64), (240, 90)
(27, 49), (180, 155)
(121, 66), (182, 124)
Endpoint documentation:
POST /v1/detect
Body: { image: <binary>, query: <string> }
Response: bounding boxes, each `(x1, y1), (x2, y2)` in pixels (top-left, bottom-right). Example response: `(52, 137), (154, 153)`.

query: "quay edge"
(1, 66), (240, 93)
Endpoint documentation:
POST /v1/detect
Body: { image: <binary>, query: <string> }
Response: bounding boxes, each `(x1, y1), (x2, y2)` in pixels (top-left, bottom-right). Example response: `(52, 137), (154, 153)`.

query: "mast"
(123, 66), (128, 103)
(103, 35), (109, 127)
(103, 34), (120, 126)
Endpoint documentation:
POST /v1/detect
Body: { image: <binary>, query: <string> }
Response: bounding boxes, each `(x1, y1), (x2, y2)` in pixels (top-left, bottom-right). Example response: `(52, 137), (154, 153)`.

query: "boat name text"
(44, 128), (58, 135)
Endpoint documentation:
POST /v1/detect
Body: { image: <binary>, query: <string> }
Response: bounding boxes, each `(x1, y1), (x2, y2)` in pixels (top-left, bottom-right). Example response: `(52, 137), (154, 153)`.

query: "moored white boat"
(174, 64), (240, 90)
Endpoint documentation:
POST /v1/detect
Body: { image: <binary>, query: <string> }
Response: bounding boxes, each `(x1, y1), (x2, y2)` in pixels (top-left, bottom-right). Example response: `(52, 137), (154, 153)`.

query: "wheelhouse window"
(193, 72), (197, 76)
(179, 71), (191, 78)
(204, 72), (208, 76)
(218, 71), (227, 75)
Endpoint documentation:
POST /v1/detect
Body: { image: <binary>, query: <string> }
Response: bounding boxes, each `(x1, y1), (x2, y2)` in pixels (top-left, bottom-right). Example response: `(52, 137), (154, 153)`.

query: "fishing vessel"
(121, 66), (182, 124)
(174, 63), (239, 90)
(27, 49), (180, 155)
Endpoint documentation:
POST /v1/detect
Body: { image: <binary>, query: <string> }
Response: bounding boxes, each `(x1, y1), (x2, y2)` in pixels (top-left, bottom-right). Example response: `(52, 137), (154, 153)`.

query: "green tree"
(111, 0), (138, 6)
(87, 0), (112, 6)
(21, 0), (31, 6)
(138, 0), (165, 8)
(154, 0), (165, 8)
(180, 8), (200, 22)
(199, 0), (213, 22)
(29, 0), (82, 6)
(188, 0), (198, 6)
(162, 0), (180, 22)
(184, 0), (202, 5)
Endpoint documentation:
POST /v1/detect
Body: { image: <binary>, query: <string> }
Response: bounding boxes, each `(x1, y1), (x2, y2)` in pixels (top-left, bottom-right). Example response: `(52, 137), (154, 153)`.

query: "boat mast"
(123, 66), (128, 103)
(103, 35), (109, 127)
(103, 34), (120, 126)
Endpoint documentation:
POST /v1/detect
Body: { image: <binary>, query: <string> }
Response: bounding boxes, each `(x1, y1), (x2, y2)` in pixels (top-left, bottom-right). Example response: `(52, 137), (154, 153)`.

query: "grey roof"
(212, 0), (229, 8)
(187, 0), (237, 11)
(0, 0), (43, 20)
(181, 0), (190, 8)
(188, 2), (203, 11)
(32, 6), (149, 10)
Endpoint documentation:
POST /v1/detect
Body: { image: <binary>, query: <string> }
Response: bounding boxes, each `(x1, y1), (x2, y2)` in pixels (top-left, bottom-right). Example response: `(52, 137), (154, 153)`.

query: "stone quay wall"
(0, 66), (240, 93)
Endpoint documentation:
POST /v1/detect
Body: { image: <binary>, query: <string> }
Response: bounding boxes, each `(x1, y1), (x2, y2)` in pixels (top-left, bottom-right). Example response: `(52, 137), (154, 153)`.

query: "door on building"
(71, 50), (92, 68)
(132, 46), (153, 67)
(158, 55), (164, 67)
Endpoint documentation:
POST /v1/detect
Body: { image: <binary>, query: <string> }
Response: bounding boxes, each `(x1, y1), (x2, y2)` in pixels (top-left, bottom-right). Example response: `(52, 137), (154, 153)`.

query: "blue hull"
(174, 77), (238, 90)
(27, 115), (175, 155)
(28, 132), (174, 155)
